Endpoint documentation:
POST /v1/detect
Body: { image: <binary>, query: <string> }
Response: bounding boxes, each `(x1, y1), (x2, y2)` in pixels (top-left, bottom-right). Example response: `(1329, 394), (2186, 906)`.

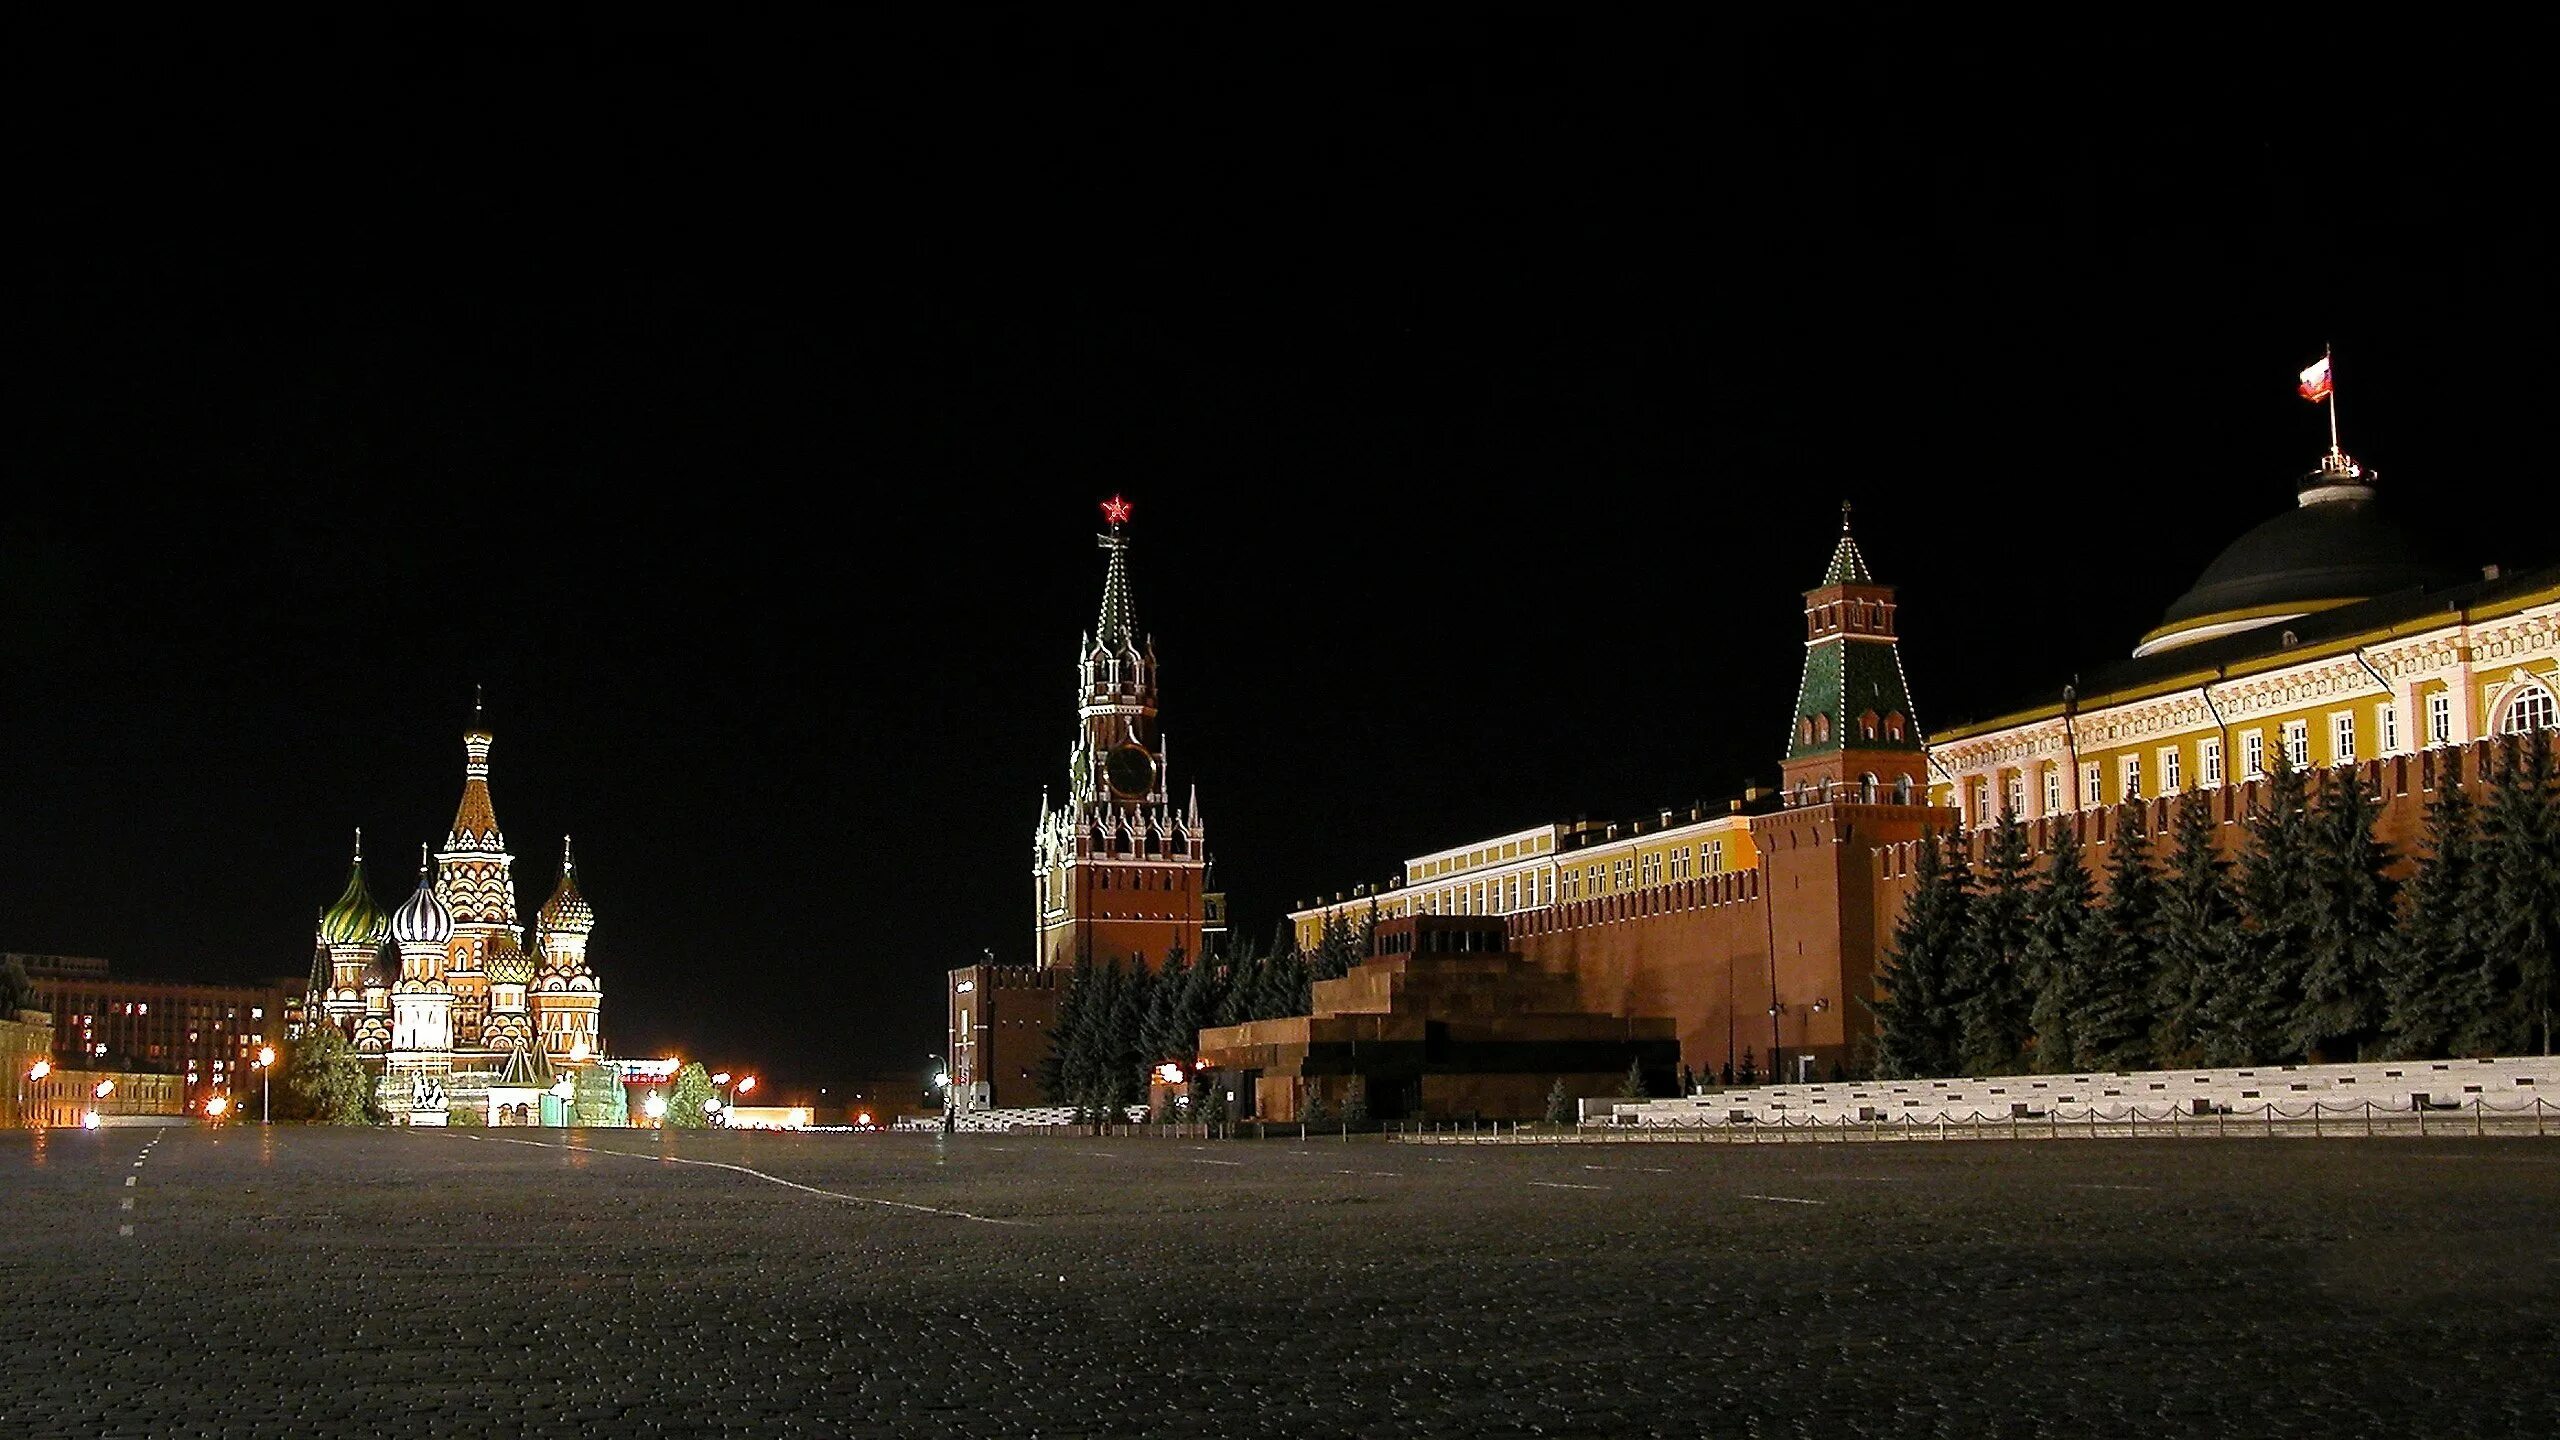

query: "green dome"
(318, 835), (389, 947)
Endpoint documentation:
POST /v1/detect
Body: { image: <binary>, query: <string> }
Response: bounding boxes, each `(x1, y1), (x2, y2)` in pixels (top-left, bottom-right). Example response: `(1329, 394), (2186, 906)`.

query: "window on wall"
(2201, 737), (2223, 787)
(1670, 848), (1691, 881)
(2503, 683), (2558, 734)
(2332, 713), (2356, 763)
(2080, 762), (2102, 808)
(2004, 774), (2025, 816)
(2121, 754), (2142, 801)
(2429, 691), (2452, 746)
(2043, 767), (2061, 814)
(1640, 853), (1662, 886)
(2379, 702), (2399, 754)
(1973, 780), (1991, 824)
(2283, 720), (2309, 769)
(1706, 839), (1726, 873)
(2161, 746), (2182, 794)
(2243, 732), (2264, 779)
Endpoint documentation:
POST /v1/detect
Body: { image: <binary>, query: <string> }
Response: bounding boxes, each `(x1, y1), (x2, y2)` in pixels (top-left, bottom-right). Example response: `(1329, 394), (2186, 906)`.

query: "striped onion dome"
(485, 934), (536, 986)
(319, 830), (390, 946)
(538, 836), (595, 935)
(390, 845), (454, 946)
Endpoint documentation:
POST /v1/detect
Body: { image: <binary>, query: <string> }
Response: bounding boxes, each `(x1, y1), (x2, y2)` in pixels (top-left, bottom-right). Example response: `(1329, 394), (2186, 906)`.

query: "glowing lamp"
(1154, 1062), (1185, 1085)
(737, 1076), (756, 1095)
(94, 1079), (116, 1099)
(856, 1111), (873, 1126)
(204, 1095), (229, 1118)
(712, 1072), (732, 1086)
(27, 1060), (49, 1082)
(570, 1040), (592, 1063)
(643, 1093), (667, 1120)
(788, 1108), (809, 1128)
(257, 1046), (276, 1068)
(82, 1110), (101, 1129)
(705, 1098), (723, 1113)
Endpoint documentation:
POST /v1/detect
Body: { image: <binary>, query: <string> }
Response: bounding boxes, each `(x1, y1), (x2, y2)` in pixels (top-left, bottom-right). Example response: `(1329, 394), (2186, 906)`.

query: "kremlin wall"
(965, 411), (2560, 1121)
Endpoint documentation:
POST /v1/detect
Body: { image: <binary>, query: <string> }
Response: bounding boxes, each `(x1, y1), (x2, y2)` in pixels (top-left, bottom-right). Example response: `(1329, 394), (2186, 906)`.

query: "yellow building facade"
(1932, 449), (2559, 820)
(1292, 808), (1762, 950)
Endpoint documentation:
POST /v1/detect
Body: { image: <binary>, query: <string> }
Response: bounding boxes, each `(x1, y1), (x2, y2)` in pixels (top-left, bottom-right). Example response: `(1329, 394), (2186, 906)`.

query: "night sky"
(8, 19), (2551, 1086)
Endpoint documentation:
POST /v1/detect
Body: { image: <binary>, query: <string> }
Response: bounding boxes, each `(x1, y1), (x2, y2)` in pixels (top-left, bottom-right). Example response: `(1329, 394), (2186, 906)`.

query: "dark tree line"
(1875, 732), (2560, 1078)
(1037, 910), (1376, 1112)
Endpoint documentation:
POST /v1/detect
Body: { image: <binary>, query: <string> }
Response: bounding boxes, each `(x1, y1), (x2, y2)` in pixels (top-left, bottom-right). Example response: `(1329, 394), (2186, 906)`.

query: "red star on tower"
(1100, 495), (1133, 526)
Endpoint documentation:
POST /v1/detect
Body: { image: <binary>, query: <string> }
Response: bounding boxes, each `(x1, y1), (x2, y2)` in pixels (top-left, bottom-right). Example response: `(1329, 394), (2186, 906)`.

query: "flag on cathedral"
(2297, 355), (2334, 403)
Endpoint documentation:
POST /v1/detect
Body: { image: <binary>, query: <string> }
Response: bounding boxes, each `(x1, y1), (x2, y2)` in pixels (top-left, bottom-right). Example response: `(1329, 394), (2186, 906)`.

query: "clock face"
(1106, 743), (1157, 798)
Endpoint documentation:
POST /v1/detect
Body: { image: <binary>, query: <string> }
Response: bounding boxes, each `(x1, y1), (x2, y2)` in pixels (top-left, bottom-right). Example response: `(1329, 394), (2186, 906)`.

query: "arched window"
(1860, 773), (1878, 803)
(1894, 774), (1914, 805)
(2499, 681), (2557, 735)
(1885, 711), (1906, 741)
(1814, 714), (1831, 743)
(1859, 710), (1879, 740)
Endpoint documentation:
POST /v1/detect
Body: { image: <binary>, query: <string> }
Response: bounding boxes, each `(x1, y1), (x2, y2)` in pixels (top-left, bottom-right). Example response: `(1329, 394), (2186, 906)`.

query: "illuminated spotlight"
(82, 1110), (101, 1130)
(204, 1095), (230, 1118)
(711, 1072), (731, 1086)
(643, 1093), (667, 1120)
(94, 1080), (116, 1099)
(737, 1076), (756, 1095)
(28, 1059), (52, 1082)
(705, 1098), (723, 1113)
(856, 1111), (873, 1127)
(1154, 1062), (1185, 1085)
(257, 1046), (275, 1068)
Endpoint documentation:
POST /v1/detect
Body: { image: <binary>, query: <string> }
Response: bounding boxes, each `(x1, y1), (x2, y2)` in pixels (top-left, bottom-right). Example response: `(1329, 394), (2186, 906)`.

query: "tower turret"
(532, 835), (601, 1063)
(389, 845), (455, 1073)
(315, 829), (387, 1032)
(1780, 505), (1928, 808)
(434, 694), (518, 1051)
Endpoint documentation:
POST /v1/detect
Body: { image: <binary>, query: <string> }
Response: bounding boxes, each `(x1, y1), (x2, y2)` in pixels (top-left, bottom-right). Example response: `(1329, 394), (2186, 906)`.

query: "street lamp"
(643, 1092), (667, 1125)
(550, 1075), (575, 1127)
(255, 1045), (277, 1125)
(205, 1094), (230, 1120)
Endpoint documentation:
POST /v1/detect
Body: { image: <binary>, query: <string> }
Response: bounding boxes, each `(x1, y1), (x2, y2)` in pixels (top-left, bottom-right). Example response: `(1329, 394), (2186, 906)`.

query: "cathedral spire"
(1095, 495), (1137, 649)
(1821, 501), (1874, 585)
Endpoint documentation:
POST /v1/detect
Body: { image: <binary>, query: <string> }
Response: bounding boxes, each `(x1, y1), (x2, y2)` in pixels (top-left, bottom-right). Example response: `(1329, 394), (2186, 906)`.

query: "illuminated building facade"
(949, 499), (1223, 1111)
(301, 707), (612, 1122)
(12, 954), (296, 1113)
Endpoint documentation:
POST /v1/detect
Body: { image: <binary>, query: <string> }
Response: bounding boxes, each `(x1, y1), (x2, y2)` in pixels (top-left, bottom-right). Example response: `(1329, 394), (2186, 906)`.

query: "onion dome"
(319, 830), (390, 946)
(538, 836), (595, 935)
(390, 844), (455, 946)
(485, 933), (536, 986)
(365, 943), (402, 989)
(2135, 454), (2455, 657)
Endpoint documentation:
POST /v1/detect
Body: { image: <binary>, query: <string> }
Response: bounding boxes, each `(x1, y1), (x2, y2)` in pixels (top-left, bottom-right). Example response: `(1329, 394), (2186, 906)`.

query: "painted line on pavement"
(470, 1134), (1029, 1227)
(1740, 1194), (1826, 1205)
(1531, 1181), (1606, 1191)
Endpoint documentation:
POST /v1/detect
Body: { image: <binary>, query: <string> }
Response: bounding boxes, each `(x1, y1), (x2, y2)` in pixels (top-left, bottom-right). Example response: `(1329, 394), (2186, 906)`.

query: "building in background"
(10, 954), (296, 1113)
(949, 500), (1224, 1112)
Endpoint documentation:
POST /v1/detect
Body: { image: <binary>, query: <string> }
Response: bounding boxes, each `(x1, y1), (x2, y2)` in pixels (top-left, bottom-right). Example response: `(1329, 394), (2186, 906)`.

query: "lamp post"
(255, 1045), (276, 1124)
(550, 1075), (575, 1128)
(19, 1058), (49, 1125)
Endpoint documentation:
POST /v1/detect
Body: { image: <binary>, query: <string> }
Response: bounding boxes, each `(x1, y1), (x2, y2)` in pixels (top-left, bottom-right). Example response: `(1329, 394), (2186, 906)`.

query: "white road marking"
(1186, 1158), (1242, 1167)
(1740, 1194), (1825, 1205)
(472, 1135), (1028, 1226)
(1532, 1181), (1606, 1191)
(2068, 1183), (2156, 1191)
(119, 1224), (133, 1236)
(125, 1176), (136, 1187)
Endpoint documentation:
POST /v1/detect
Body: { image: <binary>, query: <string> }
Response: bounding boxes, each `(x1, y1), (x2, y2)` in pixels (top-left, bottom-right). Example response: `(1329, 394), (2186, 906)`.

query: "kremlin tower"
(1030, 496), (1209, 972)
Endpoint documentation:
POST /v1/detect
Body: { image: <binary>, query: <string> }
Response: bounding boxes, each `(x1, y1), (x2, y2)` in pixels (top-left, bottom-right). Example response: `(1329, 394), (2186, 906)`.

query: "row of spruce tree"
(1038, 913), (1374, 1112)
(1873, 730), (2560, 1079)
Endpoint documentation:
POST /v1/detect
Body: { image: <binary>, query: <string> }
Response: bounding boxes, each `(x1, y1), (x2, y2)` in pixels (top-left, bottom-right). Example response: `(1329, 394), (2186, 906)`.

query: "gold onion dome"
(486, 934), (536, 986)
(539, 836), (594, 935)
(319, 830), (390, 946)
(389, 844), (454, 946)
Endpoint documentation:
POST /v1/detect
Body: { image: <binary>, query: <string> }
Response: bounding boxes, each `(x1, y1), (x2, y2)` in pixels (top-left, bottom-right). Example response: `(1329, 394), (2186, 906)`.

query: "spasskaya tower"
(1030, 496), (1209, 971)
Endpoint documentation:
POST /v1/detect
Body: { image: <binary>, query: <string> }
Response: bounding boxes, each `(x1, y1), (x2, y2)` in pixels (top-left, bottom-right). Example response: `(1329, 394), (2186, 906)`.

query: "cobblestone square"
(4, 1127), (2555, 1437)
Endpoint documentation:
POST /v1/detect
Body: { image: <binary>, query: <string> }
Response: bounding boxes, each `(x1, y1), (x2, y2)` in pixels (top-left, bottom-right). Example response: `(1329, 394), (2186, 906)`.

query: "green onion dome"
(485, 934), (536, 986)
(390, 845), (454, 947)
(318, 830), (389, 947)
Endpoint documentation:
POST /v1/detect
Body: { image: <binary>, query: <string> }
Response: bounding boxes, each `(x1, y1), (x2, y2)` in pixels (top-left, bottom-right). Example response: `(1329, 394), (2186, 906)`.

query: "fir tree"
(2292, 764), (2396, 1060)
(2024, 821), (2096, 1073)
(2473, 730), (2560, 1055)
(1110, 962), (1155, 1109)
(1040, 954), (1097, 1103)
(665, 1062), (716, 1129)
(1870, 832), (1970, 1079)
(281, 1021), (376, 1125)
(1142, 944), (1190, 1066)
(1212, 941), (1258, 1027)
(2152, 786), (2237, 1066)
(1618, 1057), (1648, 1099)
(1313, 912), (1360, 983)
(1544, 1078), (1572, 1124)
(1070, 960), (1124, 1108)
(1953, 811), (2035, 1075)
(1177, 944), (1221, 1049)
(2382, 773), (2489, 1058)
(1340, 1078), (1369, 1124)
(1299, 1084), (1330, 1124)
(2072, 801), (2161, 1071)
(2218, 747), (2318, 1065)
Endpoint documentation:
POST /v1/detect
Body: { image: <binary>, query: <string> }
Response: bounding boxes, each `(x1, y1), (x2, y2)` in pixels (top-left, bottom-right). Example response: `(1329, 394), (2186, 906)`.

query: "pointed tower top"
(353, 826), (365, 863)
(1095, 497), (1137, 648)
(540, 837), (595, 936)
(561, 834), (576, 873)
(1819, 502), (1874, 587)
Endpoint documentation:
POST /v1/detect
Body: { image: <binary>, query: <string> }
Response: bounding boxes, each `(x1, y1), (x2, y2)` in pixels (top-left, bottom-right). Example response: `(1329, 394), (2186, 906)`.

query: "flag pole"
(2324, 344), (2341, 457)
